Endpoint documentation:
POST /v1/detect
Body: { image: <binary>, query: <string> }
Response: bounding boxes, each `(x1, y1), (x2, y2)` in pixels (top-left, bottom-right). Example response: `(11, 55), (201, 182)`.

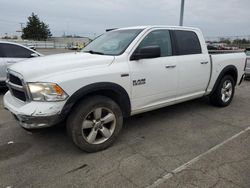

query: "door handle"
(165, 65), (176, 69)
(200, 61), (209, 64)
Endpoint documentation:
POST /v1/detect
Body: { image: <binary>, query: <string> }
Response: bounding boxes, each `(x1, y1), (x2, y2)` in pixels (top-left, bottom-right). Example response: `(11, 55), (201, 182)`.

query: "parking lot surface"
(0, 50), (249, 187)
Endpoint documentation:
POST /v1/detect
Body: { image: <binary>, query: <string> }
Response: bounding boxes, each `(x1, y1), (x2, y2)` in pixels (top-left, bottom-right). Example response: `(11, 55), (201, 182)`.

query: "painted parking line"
(147, 126), (250, 188)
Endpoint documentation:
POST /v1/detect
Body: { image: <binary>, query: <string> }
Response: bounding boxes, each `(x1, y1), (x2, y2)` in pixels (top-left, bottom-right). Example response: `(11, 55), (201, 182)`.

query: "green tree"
(219, 38), (231, 44)
(22, 13), (52, 40)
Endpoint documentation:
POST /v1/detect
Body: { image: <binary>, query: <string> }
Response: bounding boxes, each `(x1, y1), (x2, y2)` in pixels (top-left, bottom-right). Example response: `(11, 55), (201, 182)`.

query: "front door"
(129, 29), (178, 112)
(0, 57), (23, 81)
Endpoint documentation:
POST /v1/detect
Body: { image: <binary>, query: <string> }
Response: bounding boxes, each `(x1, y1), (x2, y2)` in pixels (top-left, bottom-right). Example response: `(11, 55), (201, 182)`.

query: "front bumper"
(3, 91), (66, 129)
(11, 113), (61, 129)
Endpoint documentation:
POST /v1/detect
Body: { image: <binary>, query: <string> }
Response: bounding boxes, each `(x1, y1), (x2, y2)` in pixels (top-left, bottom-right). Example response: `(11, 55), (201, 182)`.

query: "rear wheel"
(67, 96), (123, 152)
(210, 75), (235, 107)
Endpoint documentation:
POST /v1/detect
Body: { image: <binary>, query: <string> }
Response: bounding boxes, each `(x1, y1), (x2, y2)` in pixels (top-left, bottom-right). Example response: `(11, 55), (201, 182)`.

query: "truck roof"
(117, 25), (201, 32)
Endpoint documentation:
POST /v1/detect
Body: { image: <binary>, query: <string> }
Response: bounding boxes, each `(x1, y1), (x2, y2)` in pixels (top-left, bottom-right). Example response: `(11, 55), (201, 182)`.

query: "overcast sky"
(1, 0), (250, 38)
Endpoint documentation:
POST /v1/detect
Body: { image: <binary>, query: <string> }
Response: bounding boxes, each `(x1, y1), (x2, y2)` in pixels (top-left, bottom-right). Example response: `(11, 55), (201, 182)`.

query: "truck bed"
(206, 52), (246, 94)
(208, 50), (245, 54)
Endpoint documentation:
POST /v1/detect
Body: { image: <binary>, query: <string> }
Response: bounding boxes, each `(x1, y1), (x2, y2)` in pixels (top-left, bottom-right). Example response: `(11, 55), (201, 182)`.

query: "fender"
(211, 65), (238, 94)
(61, 82), (131, 117)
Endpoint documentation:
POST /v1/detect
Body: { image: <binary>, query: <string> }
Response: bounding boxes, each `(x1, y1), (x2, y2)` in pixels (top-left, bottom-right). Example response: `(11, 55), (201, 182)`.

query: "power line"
(0, 18), (20, 24)
(0, 20), (19, 26)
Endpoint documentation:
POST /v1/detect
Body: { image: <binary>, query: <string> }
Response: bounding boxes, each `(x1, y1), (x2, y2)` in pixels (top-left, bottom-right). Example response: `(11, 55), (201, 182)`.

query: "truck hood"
(9, 52), (115, 81)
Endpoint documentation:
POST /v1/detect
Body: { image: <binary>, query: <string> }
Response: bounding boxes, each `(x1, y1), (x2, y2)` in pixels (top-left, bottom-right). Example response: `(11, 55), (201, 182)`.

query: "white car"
(0, 41), (42, 87)
(3, 26), (246, 152)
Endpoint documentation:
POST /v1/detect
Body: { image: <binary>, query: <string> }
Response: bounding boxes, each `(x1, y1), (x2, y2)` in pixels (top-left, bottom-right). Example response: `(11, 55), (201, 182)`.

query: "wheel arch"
(211, 65), (238, 94)
(61, 82), (131, 118)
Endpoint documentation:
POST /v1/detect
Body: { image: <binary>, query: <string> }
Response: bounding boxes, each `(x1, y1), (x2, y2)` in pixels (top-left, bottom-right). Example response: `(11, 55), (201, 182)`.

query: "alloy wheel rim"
(221, 80), (233, 103)
(81, 107), (116, 144)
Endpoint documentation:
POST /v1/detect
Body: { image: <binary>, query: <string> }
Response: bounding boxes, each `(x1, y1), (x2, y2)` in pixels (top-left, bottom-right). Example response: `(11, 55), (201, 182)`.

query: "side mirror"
(30, 53), (39, 58)
(131, 46), (161, 61)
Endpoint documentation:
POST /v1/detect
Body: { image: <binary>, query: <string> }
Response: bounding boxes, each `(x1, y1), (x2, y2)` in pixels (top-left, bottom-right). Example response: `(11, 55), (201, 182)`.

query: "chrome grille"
(9, 74), (22, 85)
(6, 71), (28, 102)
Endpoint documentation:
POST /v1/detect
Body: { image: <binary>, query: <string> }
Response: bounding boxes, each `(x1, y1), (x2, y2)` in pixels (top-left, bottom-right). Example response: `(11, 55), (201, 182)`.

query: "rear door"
(0, 43), (34, 81)
(172, 30), (210, 97)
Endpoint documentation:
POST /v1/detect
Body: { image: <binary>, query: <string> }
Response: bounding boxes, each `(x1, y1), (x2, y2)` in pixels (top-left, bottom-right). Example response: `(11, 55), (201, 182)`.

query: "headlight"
(28, 83), (68, 101)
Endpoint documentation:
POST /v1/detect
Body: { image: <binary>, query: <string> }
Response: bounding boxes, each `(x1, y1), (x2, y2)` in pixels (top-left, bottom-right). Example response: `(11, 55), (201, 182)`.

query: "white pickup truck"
(3, 26), (246, 152)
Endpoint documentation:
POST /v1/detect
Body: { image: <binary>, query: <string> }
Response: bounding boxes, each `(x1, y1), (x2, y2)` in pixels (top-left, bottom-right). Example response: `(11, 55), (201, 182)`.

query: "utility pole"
(19, 22), (24, 34)
(179, 0), (185, 26)
(19, 22), (24, 30)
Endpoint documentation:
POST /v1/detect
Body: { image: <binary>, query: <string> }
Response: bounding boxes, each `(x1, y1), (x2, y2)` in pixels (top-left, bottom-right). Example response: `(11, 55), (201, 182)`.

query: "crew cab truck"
(3, 26), (246, 152)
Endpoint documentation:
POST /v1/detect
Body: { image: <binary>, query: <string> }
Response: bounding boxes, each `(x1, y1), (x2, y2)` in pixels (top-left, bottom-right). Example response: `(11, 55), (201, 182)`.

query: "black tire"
(210, 75), (235, 107)
(66, 95), (123, 152)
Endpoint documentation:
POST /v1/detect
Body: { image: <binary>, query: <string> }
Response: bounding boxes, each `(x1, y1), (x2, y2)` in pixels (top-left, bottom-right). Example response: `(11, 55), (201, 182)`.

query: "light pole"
(179, 0), (185, 26)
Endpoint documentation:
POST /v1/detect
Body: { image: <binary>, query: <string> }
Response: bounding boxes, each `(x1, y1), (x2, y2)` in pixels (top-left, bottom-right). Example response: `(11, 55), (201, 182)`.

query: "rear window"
(174, 30), (202, 55)
(0, 43), (32, 58)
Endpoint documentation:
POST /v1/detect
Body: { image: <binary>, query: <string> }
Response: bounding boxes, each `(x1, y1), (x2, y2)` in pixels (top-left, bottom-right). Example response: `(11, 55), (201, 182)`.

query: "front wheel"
(67, 96), (123, 152)
(210, 75), (235, 107)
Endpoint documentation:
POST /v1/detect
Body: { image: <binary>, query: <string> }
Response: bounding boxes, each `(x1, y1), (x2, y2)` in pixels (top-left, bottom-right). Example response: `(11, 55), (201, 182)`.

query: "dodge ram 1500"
(3, 26), (246, 152)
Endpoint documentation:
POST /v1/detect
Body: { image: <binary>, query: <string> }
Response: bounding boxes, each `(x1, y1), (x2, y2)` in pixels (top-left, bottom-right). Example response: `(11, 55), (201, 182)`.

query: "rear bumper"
(3, 91), (66, 129)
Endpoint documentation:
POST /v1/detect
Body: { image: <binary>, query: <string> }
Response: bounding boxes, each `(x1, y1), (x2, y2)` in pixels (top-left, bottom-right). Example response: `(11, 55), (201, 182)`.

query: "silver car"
(0, 41), (42, 87)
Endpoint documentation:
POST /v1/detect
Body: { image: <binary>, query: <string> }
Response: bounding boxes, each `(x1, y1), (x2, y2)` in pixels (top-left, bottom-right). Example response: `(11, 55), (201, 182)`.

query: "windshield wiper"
(83, 50), (104, 55)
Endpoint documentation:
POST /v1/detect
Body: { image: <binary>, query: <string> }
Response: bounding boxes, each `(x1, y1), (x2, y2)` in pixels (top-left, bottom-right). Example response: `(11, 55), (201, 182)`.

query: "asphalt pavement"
(0, 50), (249, 187)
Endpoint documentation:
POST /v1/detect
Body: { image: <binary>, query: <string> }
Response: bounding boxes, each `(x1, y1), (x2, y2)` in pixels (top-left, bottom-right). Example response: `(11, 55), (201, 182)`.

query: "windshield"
(82, 29), (142, 56)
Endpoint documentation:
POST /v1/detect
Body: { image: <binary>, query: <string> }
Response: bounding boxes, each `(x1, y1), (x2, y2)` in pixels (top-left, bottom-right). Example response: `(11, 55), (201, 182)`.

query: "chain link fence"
(1, 37), (91, 49)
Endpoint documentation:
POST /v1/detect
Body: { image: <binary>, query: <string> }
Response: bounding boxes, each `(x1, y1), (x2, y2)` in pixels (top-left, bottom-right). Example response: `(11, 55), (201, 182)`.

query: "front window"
(134, 30), (172, 57)
(82, 29), (142, 56)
